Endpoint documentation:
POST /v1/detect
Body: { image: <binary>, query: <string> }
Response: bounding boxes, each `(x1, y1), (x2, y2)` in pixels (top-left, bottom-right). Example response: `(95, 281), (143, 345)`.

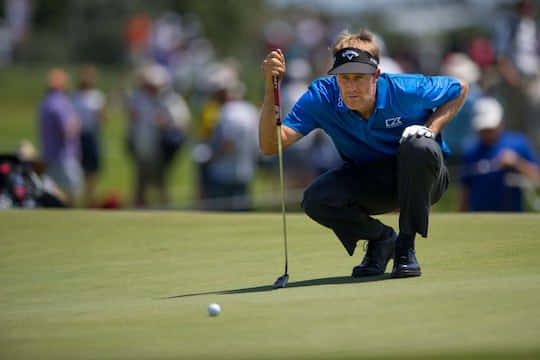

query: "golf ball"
(208, 303), (221, 317)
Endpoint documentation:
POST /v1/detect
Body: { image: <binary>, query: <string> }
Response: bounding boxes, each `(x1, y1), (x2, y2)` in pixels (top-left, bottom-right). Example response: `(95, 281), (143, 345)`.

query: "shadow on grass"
(164, 274), (391, 299)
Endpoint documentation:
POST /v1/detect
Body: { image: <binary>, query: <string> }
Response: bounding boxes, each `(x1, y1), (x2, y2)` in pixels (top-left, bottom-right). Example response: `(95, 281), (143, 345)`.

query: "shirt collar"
(332, 76), (348, 113)
(375, 75), (388, 110)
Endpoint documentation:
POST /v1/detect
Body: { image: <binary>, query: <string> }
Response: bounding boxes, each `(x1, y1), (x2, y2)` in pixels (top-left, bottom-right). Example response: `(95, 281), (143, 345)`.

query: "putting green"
(1, 210), (539, 359)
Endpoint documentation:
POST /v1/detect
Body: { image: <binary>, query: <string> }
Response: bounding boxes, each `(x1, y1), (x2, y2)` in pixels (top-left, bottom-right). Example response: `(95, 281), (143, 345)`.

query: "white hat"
(472, 97), (503, 131)
(209, 62), (245, 98)
(139, 64), (170, 89)
(442, 53), (480, 84)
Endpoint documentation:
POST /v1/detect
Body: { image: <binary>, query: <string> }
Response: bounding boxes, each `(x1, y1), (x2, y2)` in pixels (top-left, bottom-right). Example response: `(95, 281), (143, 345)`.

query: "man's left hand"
(400, 125), (434, 144)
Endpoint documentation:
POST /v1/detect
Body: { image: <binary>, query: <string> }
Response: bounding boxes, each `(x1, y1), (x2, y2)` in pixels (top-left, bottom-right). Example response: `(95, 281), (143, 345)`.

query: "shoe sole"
(391, 270), (422, 278)
(351, 270), (384, 278)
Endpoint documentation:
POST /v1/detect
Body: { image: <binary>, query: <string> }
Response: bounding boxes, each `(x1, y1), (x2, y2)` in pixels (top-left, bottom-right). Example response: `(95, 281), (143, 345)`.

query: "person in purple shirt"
(39, 68), (83, 205)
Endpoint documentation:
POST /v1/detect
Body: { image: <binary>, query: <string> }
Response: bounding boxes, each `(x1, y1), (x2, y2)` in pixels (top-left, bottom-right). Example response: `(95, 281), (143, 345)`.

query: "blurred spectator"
(150, 12), (184, 69)
(124, 11), (216, 106)
(126, 63), (183, 207)
(468, 35), (496, 70)
(393, 46), (421, 74)
(172, 37), (216, 101)
(71, 65), (106, 207)
(125, 12), (152, 66)
(374, 34), (404, 74)
(205, 78), (259, 211)
(193, 62), (239, 203)
(160, 76), (191, 166)
(460, 97), (539, 212)
(495, 0), (539, 87)
(38, 68), (83, 206)
(467, 35), (499, 93)
(5, 0), (31, 62)
(441, 52), (483, 163)
(493, 0), (540, 151)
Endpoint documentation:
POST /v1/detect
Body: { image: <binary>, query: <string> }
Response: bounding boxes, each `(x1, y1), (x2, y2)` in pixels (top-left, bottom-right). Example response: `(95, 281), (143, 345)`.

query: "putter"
(272, 75), (289, 289)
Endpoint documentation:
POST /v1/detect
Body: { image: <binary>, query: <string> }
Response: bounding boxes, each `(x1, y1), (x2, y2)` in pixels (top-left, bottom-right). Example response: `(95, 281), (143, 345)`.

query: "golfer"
(260, 30), (468, 278)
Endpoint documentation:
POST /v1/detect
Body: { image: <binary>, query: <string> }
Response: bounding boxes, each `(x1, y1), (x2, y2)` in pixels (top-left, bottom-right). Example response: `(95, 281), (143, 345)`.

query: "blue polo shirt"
(284, 73), (462, 165)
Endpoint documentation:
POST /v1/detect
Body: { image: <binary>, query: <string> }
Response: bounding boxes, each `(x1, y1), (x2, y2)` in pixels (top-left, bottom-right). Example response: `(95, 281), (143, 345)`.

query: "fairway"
(1, 211), (539, 359)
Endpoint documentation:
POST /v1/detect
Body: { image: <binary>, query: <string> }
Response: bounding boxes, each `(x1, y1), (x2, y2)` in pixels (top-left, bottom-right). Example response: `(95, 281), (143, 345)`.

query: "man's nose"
(344, 80), (356, 91)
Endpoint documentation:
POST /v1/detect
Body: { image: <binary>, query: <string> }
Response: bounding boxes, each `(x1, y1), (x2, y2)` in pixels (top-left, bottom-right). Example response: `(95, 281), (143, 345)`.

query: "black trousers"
(302, 136), (449, 256)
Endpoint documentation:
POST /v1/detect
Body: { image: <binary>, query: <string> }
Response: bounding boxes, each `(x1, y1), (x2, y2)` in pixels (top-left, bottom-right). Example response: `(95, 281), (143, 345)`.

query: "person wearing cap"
(260, 30), (469, 278)
(126, 63), (176, 207)
(493, 0), (540, 153)
(460, 97), (539, 212)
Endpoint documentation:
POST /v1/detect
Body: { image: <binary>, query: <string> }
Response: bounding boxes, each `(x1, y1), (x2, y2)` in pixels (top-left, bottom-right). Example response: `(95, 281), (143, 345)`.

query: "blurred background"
(0, 0), (539, 211)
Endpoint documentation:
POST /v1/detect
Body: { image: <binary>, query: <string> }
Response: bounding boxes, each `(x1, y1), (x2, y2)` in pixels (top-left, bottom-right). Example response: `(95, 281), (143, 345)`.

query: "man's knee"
(302, 180), (345, 221)
(398, 136), (441, 169)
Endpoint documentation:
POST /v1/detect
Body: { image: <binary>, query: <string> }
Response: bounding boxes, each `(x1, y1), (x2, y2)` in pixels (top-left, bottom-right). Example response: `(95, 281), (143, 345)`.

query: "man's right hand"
(259, 48), (303, 156)
(399, 125), (434, 144)
(262, 49), (286, 83)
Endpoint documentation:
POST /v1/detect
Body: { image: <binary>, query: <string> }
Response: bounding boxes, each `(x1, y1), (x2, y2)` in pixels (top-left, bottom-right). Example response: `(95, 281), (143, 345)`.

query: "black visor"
(328, 47), (378, 75)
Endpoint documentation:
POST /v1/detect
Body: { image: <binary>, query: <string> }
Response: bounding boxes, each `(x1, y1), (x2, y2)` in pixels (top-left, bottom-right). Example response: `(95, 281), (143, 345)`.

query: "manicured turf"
(1, 211), (539, 359)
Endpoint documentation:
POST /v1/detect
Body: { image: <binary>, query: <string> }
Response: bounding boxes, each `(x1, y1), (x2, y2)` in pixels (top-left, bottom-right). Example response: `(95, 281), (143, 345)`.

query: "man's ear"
(374, 68), (381, 80)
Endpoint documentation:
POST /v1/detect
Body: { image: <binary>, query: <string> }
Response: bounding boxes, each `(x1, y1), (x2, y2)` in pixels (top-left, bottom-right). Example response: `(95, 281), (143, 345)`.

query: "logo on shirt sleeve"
(385, 117), (403, 128)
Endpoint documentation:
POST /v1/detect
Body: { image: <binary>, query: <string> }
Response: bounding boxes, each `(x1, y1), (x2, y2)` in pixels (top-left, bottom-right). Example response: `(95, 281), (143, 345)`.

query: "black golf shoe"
(351, 230), (396, 277)
(391, 248), (422, 278)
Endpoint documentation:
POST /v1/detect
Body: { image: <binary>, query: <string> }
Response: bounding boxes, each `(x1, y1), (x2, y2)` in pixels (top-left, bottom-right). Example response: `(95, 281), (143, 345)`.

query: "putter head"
(272, 273), (289, 289)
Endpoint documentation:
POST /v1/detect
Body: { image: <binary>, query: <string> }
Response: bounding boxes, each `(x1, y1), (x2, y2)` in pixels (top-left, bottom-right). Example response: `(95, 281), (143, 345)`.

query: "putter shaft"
(276, 124), (288, 275)
(273, 75), (289, 281)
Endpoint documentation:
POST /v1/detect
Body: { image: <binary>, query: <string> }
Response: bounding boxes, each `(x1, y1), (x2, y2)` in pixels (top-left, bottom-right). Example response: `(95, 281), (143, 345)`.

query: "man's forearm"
(427, 80), (469, 135)
(514, 159), (540, 184)
(259, 82), (279, 155)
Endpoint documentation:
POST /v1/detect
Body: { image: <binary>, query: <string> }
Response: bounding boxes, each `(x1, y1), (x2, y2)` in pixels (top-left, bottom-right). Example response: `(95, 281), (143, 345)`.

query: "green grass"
(1, 211), (539, 359)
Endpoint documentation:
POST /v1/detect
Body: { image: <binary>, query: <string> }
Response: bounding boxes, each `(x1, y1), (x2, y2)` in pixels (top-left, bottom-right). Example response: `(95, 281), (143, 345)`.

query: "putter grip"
(272, 76), (281, 126)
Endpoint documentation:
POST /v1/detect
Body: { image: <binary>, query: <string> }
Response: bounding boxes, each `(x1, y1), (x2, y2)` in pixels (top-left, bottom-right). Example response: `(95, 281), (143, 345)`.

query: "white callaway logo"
(385, 117), (403, 128)
(342, 50), (359, 60)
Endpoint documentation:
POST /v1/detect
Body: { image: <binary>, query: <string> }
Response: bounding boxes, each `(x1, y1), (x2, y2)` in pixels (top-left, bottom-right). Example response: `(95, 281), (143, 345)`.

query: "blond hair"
(332, 29), (380, 63)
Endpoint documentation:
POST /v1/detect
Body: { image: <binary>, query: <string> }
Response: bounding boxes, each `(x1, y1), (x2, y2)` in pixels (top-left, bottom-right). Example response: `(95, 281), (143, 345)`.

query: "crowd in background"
(0, 0), (539, 212)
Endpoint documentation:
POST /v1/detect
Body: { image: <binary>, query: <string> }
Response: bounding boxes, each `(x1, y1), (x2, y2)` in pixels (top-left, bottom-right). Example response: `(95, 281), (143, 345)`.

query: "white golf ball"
(208, 303), (221, 317)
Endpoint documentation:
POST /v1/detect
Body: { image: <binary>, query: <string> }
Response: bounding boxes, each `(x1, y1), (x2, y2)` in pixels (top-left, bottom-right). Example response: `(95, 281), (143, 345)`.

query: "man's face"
(478, 127), (501, 146)
(336, 71), (379, 111)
